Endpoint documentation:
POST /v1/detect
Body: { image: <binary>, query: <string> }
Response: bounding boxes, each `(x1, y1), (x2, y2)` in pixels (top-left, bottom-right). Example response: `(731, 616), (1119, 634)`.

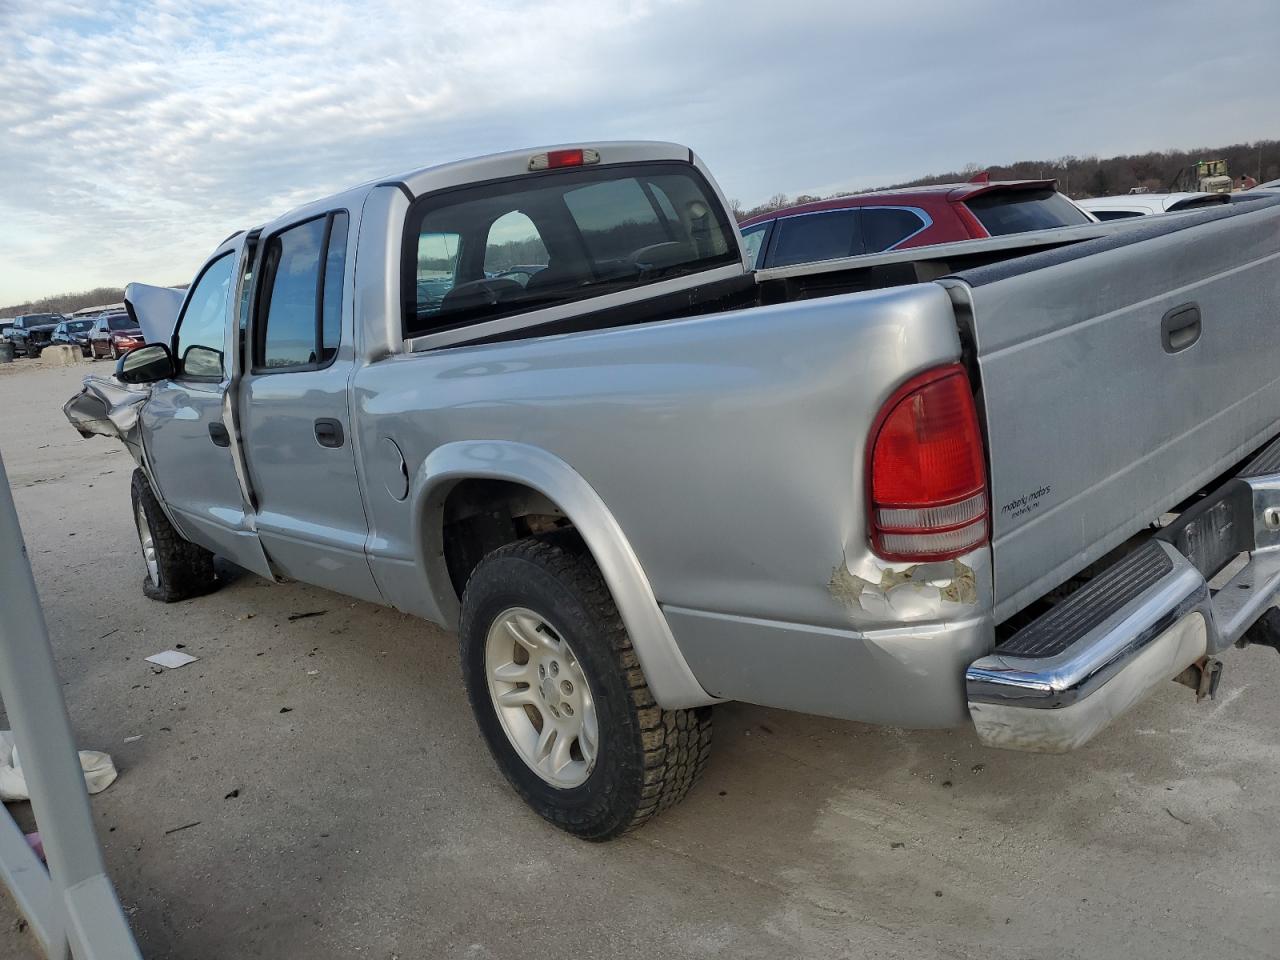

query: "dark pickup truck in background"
(3, 313), (64, 358)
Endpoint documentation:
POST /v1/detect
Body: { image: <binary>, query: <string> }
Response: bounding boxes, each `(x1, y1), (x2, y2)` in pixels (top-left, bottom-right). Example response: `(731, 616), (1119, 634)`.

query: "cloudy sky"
(1, 0), (1275, 304)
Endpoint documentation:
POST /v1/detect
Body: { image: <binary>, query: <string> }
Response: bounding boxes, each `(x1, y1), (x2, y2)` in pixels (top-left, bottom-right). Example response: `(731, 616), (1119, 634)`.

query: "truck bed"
(946, 194), (1280, 621)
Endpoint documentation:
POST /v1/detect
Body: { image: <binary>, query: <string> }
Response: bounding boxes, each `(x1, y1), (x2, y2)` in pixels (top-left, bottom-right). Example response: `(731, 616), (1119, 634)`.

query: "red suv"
(738, 180), (1093, 269)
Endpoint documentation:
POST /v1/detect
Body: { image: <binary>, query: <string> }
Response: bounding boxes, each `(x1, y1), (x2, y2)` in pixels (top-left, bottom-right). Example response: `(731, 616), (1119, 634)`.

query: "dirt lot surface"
(1, 359), (1278, 959)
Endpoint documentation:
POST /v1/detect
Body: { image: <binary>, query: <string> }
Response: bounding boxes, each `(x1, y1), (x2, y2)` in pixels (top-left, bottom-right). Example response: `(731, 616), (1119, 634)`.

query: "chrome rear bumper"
(967, 455), (1280, 752)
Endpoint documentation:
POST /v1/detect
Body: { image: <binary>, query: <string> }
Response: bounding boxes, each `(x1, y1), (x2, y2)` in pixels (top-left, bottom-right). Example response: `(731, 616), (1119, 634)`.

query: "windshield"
(964, 188), (1092, 236)
(403, 161), (737, 337)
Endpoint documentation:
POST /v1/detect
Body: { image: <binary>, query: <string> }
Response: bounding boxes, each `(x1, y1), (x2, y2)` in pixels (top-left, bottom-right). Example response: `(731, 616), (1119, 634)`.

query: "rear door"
(949, 199), (1280, 621)
(238, 208), (381, 602)
(140, 237), (274, 578)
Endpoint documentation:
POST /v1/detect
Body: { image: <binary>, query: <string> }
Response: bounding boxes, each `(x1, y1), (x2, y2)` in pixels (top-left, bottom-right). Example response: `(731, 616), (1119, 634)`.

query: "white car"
(1076, 192), (1230, 221)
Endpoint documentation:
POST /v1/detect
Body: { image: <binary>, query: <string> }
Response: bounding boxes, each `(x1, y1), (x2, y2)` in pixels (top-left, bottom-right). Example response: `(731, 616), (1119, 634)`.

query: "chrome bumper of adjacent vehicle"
(967, 457), (1280, 753)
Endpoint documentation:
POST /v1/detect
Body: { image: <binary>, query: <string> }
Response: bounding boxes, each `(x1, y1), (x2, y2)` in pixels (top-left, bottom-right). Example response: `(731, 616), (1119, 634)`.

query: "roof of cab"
(260, 141), (695, 235)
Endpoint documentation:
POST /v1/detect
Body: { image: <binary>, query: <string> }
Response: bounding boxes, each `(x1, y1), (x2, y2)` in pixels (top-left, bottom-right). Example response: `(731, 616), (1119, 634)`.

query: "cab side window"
(255, 211), (349, 370)
(174, 253), (236, 379)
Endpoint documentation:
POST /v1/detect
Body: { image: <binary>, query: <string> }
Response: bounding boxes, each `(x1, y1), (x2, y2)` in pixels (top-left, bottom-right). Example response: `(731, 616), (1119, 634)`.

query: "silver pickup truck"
(66, 142), (1280, 840)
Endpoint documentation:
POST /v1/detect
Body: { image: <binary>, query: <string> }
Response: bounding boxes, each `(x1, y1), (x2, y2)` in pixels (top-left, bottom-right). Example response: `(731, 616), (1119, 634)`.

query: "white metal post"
(0, 451), (141, 959)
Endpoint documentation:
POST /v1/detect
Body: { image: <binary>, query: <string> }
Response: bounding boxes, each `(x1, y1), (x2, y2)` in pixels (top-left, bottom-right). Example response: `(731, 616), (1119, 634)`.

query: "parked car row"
(738, 179), (1276, 271)
(1076, 192), (1231, 220)
(0, 309), (143, 360)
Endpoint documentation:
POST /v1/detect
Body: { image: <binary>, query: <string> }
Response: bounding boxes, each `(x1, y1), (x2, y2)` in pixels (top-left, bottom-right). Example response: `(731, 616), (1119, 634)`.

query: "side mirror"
(181, 344), (225, 379)
(116, 343), (174, 384)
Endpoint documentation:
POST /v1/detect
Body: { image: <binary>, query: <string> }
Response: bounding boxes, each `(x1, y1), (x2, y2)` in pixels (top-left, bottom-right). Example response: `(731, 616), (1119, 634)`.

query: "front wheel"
(459, 535), (712, 840)
(130, 469), (218, 602)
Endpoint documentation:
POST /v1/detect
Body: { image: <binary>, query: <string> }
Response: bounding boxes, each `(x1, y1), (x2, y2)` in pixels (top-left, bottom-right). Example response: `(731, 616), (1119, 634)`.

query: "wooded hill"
(1, 286), (126, 319)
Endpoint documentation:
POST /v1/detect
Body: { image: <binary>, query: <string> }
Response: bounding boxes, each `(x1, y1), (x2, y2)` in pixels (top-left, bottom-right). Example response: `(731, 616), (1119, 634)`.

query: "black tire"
(459, 535), (712, 841)
(130, 469), (218, 602)
(110, 343), (119, 361)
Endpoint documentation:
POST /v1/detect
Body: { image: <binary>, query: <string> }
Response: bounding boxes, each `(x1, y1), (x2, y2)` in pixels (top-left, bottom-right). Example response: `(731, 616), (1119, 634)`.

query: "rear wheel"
(110, 343), (119, 361)
(130, 469), (218, 602)
(459, 535), (712, 840)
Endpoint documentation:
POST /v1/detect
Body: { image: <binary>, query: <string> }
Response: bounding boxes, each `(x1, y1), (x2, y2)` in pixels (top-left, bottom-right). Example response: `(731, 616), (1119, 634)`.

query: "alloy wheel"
(484, 607), (599, 788)
(134, 500), (159, 586)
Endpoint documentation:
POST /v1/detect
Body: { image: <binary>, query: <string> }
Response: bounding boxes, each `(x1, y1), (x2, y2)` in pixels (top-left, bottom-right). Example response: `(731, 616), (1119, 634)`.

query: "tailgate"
(946, 198), (1280, 622)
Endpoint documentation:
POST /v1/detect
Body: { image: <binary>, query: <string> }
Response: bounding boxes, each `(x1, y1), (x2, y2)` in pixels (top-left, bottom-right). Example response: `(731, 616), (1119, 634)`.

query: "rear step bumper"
(966, 448), (1280, 752)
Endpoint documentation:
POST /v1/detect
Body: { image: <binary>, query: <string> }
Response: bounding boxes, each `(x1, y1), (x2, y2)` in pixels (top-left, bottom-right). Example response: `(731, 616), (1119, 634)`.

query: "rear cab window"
(402, 161), (738, 338)
(964, 189), (1092, 236)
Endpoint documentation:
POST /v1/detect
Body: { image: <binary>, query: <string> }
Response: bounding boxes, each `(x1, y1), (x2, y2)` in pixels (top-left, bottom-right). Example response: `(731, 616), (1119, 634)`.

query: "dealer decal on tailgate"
(1001, 484), (1053, 521)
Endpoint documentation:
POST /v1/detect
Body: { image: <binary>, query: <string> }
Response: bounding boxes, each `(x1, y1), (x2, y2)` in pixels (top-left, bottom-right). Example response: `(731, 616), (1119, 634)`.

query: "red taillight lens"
(548, 149), (584, 168)
(868, 365), (988, 561)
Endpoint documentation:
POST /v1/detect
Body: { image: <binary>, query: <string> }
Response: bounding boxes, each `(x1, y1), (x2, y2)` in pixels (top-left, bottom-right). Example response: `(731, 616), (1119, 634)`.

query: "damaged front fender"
(63, 376), (150, 468)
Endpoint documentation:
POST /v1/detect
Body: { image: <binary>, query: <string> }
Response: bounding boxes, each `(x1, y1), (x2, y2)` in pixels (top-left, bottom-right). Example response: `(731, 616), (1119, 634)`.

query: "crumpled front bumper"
(966, 444), (1280, 752)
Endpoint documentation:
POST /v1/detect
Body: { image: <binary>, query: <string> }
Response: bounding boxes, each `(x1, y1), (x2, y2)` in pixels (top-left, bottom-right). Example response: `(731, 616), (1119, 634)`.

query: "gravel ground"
(0, 358), (1278, 959)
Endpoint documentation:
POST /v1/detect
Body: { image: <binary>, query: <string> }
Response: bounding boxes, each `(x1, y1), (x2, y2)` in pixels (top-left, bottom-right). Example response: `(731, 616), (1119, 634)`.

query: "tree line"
(729, 139), (1279, 221)
(1, 286), (126, 319)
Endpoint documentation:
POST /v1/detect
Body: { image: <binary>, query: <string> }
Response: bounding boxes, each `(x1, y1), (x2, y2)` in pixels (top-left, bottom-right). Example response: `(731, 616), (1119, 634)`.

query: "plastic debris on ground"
(144, 650), (199, 669)
(0, 731), (118, 802)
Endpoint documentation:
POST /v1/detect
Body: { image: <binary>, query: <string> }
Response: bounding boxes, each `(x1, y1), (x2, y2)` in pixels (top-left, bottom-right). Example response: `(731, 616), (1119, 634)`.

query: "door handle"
(314, 418), (345, 448)
(1161, 303), (1201, 354)
(208, 423), (231, 447)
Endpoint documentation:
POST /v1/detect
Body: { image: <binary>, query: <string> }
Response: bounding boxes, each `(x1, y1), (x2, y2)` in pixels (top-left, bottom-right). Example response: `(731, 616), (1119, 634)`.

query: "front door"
(140, 238), (274, 579)
(237, 209), (381, 602)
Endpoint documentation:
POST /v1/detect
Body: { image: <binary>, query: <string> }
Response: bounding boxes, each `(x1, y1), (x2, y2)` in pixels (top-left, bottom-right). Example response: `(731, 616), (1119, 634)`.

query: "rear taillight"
(867, 364), (988, 561)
